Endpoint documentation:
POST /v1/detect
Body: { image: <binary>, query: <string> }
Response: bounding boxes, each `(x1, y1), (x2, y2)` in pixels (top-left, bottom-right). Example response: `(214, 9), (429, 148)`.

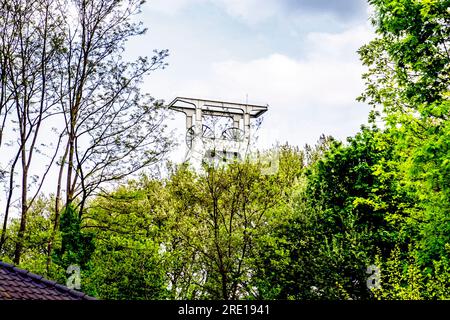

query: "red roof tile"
(0, 260), (95, 300)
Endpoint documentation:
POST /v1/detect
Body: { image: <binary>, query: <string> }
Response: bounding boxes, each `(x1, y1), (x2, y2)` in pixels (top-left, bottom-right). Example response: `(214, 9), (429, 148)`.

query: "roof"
(0, 260), (95, 300)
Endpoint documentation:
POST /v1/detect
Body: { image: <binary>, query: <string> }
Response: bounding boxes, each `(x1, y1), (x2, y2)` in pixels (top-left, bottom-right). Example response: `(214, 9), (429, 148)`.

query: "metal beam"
(168, 97), (268, 118)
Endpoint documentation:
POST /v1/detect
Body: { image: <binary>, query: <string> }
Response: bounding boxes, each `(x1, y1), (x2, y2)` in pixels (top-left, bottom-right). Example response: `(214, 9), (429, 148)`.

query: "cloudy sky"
(0, 1), (376, 218)
(127, 0), (375, 160)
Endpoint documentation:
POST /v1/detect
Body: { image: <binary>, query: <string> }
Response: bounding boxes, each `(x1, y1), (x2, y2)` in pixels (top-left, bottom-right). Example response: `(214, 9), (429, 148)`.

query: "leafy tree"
(254, 129), (409, 299)
(359, 0), (450, 271)
(0, 195), (65, 278)
(0, 0), (65, 263)
(54, 204), (95, 270)
(43, 0), (172, 272)
(164, 158), (291, 299)
(81, 176), (171, 299)
(372, 245), (450, 299)
(1, 0), (448, 302)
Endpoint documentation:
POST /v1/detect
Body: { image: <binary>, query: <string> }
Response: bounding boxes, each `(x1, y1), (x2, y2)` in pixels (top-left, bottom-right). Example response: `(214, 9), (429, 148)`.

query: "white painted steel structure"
(168, 97), (268, 169)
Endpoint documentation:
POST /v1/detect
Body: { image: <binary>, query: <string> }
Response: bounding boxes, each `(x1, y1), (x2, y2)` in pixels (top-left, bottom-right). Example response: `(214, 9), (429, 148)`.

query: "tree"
(81, 176), (172, 299)
(41, 0), (171, 272)
(53, 0), (170, 211)
(164, 146), (303, 300)
(359, 0), (450, 269)
(371, 245), (450, 299)
(0, 0), (171, 266)
(255, 131), (394, 299)
(354, 0), (450, 299)
(54, 204), (95, 270)
(0, 0), (64, 263)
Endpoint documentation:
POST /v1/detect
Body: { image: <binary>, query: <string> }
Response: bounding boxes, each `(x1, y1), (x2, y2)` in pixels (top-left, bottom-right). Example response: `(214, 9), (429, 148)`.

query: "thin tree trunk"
(14, 136), (28, 264)
(46, 141), (69, 274)
(0, 151), (20, 251)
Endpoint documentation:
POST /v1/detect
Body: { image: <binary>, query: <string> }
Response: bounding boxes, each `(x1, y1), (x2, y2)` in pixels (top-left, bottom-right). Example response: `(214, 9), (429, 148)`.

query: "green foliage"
(54, 204), (95, 270)
(254, 129), (404, 299)
(1, 0), (448, 301)
(163, 155), (298, 299)
(0, 196), (66, 279)
(81, 178), (170, 299)
(355, 0), (450, 299)
(372, 245), (450, 299)
(83, 236), (169, 299)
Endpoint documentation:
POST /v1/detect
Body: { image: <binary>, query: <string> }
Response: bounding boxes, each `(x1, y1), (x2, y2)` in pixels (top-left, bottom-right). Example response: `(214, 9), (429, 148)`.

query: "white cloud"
(305, 25), (374, 61)
(212, 0), (281, 25)
(148, 0), (367, 25)
(148, 0), (204, 15)
(141, 1), (376, 152)
(147, 0), (292, 25)
(160, 24), (375, 149)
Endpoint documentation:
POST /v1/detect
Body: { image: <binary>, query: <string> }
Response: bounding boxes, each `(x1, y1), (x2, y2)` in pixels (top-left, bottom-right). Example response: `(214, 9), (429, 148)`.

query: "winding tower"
(168, 97), (268, 169)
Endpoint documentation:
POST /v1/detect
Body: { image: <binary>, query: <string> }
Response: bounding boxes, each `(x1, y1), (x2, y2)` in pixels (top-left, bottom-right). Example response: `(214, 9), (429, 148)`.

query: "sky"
(0, 0), (376, 218)
(126, 0), (376, 161)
